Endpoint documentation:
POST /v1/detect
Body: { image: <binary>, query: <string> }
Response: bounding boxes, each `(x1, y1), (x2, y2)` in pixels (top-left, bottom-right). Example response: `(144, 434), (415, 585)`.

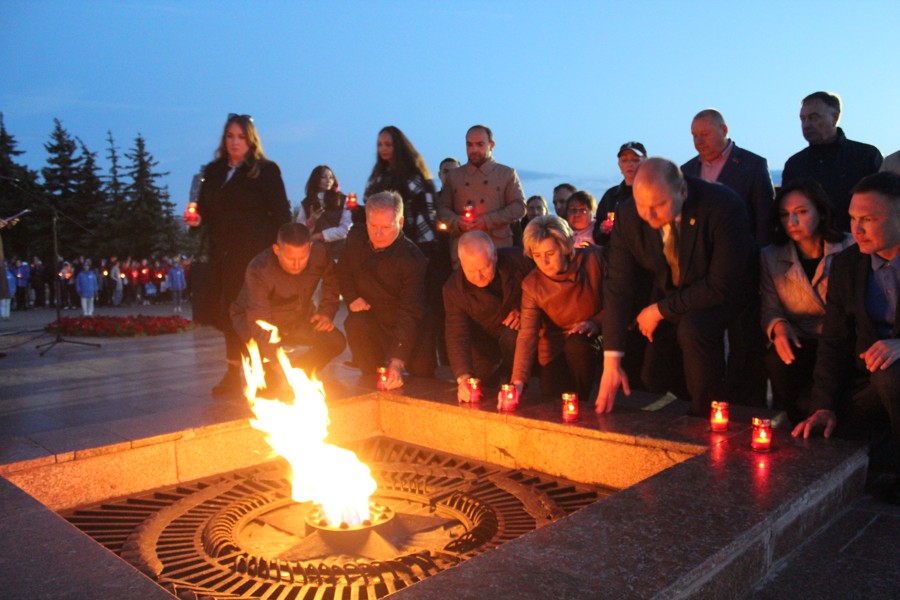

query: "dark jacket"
(442, 247), (533, 378)
(196, 158), (291, 327)
(603, 176), (757, 351)
(231, 242), (340, 348)
(782, 128), (882, 231)
(337, 227), (428, 364)
(682, 143), (775, 246)
(810, 245), (900, 411)
(593, 181), (633, 246)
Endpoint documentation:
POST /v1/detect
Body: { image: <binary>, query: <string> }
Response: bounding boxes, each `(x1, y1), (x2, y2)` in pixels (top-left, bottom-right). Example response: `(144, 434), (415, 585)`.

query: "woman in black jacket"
(195, 113), (291, 395)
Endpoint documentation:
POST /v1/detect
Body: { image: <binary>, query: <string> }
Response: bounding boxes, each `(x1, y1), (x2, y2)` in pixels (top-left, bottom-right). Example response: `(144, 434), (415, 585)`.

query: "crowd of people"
(6, 90), (898, 502)
(0, 254), (191, 318)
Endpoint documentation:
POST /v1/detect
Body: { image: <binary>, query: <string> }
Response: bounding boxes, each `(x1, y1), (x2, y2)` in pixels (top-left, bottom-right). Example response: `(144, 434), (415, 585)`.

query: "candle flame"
(242, 329), (376, 526)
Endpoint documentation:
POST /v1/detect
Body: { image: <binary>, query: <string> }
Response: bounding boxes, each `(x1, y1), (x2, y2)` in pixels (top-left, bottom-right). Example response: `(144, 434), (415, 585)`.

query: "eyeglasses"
(567, 208), (590, 215)
(227, 113), (253, 122)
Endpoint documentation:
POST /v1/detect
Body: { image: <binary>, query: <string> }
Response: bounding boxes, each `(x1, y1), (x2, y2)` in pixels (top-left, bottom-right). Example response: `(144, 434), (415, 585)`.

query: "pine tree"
(0, 113), (43, 260)
(41, 119), (86, 259)
(122, 133), (171, 258)
(104, 130), (128, 254)
(74, 138), (108, 257)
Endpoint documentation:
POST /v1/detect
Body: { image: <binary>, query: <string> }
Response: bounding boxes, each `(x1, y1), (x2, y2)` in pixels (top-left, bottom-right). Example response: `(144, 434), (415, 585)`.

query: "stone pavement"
(0, 303), (898, 598)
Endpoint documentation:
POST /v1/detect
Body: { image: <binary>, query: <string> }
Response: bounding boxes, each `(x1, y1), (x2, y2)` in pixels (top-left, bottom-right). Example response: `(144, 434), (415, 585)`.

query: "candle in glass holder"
(183, 202), (201, 227)
(464, 201), (475, 222)
(498, 384), (518, 411)
(346, 193), (358, 209)
(466, 377), (482, 403)
(751, 417), (772, 452)
(562, 393), (579, 422)
(376, 367), (388, 391)
(709, 401), (729, 432)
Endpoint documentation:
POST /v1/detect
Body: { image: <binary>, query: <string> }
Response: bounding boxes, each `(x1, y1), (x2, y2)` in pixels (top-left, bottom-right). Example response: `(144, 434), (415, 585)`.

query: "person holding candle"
(793, 172), (900, 504)
(508, 215), (605, 403)
(760, 180), (854, 424)
(337, 191), (432, 390)
(443, 231), (534, 402)
(193, 113), (292, 396)
(296, 165), (351, 261)
(593, 142), (647, 246)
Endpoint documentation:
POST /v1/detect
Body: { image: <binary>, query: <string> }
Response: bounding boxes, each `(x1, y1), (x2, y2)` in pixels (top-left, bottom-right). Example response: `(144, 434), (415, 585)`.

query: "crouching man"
(231, 222), (346, 381)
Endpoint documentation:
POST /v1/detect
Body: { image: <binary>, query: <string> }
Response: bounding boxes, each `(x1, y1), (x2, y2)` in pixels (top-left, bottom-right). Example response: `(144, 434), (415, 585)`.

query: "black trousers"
(466, 326), (518, 385)
(764, 337), (818, 425)
(642, 302), (743, 416)
(539, 332), (602, 402)
(345, 310), (435, 378)
(232, 315), (346, 377)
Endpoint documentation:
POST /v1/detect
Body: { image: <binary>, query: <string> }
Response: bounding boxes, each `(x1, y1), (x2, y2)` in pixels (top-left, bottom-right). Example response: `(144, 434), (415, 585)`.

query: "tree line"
(0, 113), (196, 263)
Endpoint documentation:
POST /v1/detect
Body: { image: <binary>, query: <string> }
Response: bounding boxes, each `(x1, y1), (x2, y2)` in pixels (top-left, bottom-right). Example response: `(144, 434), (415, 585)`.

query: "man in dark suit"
(681, 109), (774, 245)
(793, 172), (900, 503)
(782, 91), (882, 232)
(682, 109), (773, 407)
(595, 158), (757, 415)
(443, 231), (533, 401)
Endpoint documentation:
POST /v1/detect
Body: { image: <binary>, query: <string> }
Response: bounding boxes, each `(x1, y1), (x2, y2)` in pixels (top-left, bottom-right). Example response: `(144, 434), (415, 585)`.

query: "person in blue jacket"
(166, 258), (188, 313)
(75, 259), (99, 316)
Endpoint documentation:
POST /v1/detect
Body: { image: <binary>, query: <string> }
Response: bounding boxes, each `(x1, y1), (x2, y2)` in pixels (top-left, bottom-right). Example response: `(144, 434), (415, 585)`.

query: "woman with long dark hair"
(364, 126), (451, 366)
(297, 165), (351, 260)
(194, 113), (291, 396)
(760, 179), (854, 424)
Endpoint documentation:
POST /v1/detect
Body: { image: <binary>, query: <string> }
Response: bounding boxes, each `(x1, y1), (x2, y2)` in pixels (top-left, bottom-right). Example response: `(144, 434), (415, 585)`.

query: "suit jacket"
(682, 143), (775, 245)
(442, 247), (533, 378)
(759, 235), (855, 340)
(603, 176), (757, 351)
(811, 245), (900, 411)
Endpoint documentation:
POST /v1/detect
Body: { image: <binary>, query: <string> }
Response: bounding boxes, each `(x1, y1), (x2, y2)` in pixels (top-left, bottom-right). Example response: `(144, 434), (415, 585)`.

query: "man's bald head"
(633, 158), (688, 230)
(457, 231), (498, 288)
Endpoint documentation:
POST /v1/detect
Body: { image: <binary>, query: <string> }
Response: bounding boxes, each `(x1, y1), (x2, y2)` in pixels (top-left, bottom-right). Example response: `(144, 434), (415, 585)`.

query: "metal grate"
(63, 437), (613, 599)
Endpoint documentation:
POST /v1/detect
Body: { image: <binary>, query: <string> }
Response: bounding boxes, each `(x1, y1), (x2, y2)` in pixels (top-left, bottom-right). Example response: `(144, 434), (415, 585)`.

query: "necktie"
(662, 222), (680, 287)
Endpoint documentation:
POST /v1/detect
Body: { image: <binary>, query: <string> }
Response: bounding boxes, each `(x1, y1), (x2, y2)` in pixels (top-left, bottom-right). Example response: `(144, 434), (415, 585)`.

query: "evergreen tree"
(104, 130), (128, 254)
(122, 133), (171, 257)
(0, 113), (43, 260)
(74, 138), (108, 257)
(41, 119), (86, 259)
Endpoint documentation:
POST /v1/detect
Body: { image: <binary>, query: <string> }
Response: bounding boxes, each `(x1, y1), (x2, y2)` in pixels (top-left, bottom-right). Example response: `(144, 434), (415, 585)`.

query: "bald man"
(681, 109), (774, 246)
(442, 231), (533, 401)
(596, 158), (757, 415)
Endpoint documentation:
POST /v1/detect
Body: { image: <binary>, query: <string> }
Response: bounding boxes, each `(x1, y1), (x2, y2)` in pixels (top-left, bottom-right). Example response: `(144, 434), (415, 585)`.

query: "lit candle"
(562, 393), (579, 422)
(709, 401), (729, 432)
(466, 378), (482, 403)
(498, 384), (518, 412)
(751, 417), (772, 453)
(376, 367), (388, 391)
(346, 193), (358, 209)
(183, 202), (201, 227)
(464, 201), (475, 222)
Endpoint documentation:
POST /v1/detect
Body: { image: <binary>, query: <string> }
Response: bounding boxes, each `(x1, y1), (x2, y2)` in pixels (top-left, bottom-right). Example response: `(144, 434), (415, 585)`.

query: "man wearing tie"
(595, 158), (757, 415)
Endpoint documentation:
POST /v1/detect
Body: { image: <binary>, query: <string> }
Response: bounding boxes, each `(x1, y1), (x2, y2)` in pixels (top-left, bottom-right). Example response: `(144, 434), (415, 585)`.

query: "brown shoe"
(212, 367), (242, 396)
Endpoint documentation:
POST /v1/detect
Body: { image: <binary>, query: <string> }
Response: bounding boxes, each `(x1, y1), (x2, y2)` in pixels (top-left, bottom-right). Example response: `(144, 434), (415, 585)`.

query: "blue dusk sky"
(2, 1), (899, 215)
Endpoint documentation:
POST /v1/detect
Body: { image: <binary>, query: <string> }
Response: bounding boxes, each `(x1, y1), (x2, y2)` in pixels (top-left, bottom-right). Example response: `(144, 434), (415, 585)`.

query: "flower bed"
(46, 315), (195, 337)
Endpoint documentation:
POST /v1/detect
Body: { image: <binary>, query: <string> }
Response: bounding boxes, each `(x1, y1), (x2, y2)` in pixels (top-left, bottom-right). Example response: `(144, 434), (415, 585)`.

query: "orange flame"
(242, 333), (376, 526)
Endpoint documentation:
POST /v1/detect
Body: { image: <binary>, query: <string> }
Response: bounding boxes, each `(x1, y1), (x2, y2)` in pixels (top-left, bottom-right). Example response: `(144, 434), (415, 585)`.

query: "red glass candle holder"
(751, 417), (773, 453)
(346, 193), (358, 209)
(183, 202), (201, 227)
(464, 201), (475, 222)
(562, 393), (579, 422)
(710, 401), (729, 432)
(498, 384), (518, 412)
(376, 367), (388, 391)
(466, 378), (482, 403)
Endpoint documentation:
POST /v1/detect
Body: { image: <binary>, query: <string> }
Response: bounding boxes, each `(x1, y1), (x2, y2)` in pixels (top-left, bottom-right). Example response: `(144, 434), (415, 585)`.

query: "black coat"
(682, 143), (775, 246)
(196, 158), (291, 327)
(442, 247), (533, 377)
(603, 176), (757, 351)
(810, 245), (900, 411)
(782, 128), (882, 232)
